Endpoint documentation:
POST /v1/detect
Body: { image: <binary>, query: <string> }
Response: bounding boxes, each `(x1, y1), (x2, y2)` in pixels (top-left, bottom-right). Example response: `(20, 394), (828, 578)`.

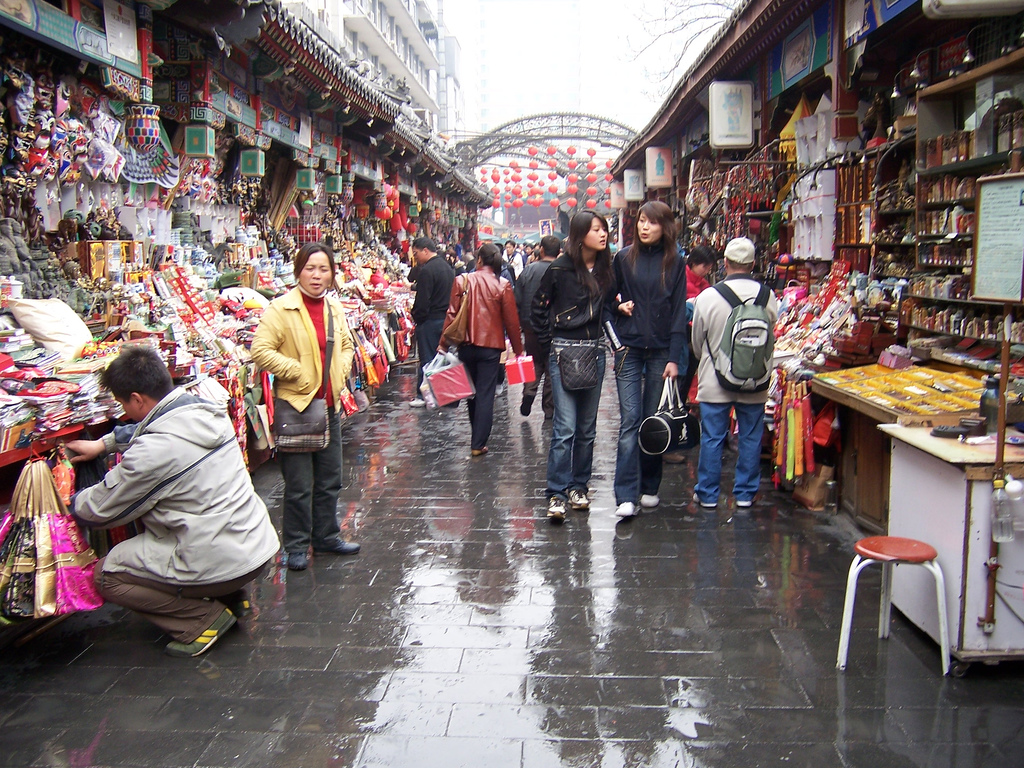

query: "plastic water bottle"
(992, 478), (1015, 543)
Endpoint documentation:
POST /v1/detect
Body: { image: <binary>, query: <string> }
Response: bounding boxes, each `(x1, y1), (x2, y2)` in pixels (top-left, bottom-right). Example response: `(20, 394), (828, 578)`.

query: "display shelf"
(907, 294), (1004, 307)
(0, 425), (86, 470)
(877, 207), (915, 215)
(836, 243), (872, 248)
(920, 199), (976, 210)
(838, 201), (873, 207)
(918, 47), (1024, 100)
(916, 232), (973, 242)
(874, 240), (916, 247)
(904, 323), (999, 342)
(918, 152), (1011, 177)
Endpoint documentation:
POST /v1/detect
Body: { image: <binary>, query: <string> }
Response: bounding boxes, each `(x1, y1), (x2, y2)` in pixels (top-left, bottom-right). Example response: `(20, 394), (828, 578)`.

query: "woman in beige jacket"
(251, 243), (358, 571)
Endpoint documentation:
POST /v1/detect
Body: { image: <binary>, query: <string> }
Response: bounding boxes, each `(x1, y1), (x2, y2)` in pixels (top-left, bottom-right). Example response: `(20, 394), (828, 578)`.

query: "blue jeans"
(613, 347), (669, 504)
(695, 400), (766, 504)
(546, 346), (605, 500)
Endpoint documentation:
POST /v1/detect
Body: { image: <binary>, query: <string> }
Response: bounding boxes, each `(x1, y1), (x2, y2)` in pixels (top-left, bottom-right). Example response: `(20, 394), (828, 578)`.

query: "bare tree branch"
(630, 0), (744, 83)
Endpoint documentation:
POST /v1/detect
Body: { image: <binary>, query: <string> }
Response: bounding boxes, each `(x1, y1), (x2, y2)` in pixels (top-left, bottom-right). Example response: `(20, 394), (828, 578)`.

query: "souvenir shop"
(614, 0), (1024, 669)
(0, 0), (486, 637)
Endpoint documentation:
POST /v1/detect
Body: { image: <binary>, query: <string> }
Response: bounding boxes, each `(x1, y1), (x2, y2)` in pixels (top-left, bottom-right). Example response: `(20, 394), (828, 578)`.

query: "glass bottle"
(992, 478), (1015, 543)
(981, 376), (1000, 432)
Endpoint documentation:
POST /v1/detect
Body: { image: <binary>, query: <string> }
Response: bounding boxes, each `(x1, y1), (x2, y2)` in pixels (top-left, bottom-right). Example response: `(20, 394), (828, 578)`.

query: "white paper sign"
(103, 0), (138, 64)
(623, 170), (644, 201)
(974, 173), (1024, 302)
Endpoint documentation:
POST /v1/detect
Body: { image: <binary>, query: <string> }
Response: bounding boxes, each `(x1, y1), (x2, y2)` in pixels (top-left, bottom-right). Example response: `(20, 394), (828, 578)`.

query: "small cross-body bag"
(273, 310), (335, 453)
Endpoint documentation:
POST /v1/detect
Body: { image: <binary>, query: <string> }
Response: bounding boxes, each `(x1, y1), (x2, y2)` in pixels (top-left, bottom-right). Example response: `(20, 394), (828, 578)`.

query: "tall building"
(296, 0), (443, 126)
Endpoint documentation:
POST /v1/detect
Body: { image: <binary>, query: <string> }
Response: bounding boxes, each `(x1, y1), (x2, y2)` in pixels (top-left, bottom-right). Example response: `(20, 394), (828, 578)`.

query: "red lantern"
(547, 159), (557, 168)
(605, 159), (613, 168)
(567, 184), (578, 195)
(586, 173), (598, 183)
(547, 146), (557, 155)
(528, 172), (539, 181)
(512, 185), (522, 196)
(503, 167), (511, 175)
(511, 173), (522, 182)
(587, 186), (598, 196)
(587, 148), (597, 157)
(548, 171), (558, 181)
(510, 160), (519, 169)
(567, 160), (578, 170)
(586, 199), (597, 208)
(513, 199), (524, 208)
(492, 200), (500, 208)
(549, 198), (560, 207)
(528, 146), (539, 156)
(548, 184), (558, 193)
(529, 160), (539, 169)
(604, 201), (612, 208)
(566, 197), (578, 207)
(504, 193), (512, 200)
(567, 146), (577, 155)
(491, 186), (500, 195)
(407, 220), (418, 234)
(504, 201), (513, 208)
(567, 173), (579, 183)
(491, 171), (500, 183)
(605, 173), (614, 182)
(587, 161), (597, 171)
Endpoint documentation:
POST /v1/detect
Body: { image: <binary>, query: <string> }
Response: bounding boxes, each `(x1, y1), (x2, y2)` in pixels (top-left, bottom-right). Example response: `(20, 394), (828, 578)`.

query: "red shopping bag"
(504, 355), (536, 385)
(425, 355), (476, 406)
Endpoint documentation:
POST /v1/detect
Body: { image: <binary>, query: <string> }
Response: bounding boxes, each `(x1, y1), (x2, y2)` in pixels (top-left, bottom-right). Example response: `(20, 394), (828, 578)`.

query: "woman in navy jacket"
(606, 201), (689, 518)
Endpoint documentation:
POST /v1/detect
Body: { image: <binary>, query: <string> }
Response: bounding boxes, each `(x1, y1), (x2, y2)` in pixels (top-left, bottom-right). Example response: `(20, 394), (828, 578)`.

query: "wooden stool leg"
(837, 555), (872, 671)
(879, 561), (894, 640)
(923, 559), (951, 676)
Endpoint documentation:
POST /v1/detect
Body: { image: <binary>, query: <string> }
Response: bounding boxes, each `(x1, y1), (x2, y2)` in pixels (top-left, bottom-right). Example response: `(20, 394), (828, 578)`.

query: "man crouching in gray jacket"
(66, 346), (280, 658)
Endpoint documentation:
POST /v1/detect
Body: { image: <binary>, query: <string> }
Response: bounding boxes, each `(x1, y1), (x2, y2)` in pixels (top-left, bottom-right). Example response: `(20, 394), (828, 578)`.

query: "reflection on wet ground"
(2, 365), (1024, 767)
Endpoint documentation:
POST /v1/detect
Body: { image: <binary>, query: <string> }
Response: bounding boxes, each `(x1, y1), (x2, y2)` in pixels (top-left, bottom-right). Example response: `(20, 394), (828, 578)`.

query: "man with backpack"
(691, 237), (778, 509)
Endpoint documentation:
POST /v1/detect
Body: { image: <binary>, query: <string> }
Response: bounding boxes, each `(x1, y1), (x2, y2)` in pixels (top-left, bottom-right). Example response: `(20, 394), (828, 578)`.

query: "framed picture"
(645, 147), (673, 189)
(623, 170), (644, 201)
(708, 81), (754, 149)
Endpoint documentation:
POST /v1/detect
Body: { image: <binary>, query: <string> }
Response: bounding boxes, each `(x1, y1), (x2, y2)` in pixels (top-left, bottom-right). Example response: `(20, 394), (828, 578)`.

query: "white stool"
(836, 535), (950, 676)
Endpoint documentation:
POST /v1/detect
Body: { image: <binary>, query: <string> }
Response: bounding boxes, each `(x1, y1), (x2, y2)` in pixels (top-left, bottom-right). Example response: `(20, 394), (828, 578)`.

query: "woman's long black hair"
(624, 200), (679, 285)
(565, 211), (613, 298)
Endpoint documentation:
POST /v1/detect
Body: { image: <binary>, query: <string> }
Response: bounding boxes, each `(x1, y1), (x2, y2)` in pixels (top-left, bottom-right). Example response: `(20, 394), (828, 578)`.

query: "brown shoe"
(662, 451), (686, 464)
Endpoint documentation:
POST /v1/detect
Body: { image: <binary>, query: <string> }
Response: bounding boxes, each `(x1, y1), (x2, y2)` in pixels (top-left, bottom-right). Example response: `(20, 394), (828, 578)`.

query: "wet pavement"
(2, 364), (1024, 767)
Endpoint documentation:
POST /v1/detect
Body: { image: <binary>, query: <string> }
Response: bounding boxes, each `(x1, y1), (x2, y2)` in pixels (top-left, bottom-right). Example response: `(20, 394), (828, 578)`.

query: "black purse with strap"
(273, 309), (335, 453)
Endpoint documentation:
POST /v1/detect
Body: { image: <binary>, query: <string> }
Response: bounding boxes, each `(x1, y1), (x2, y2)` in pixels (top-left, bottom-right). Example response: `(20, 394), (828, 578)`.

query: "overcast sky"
(441, 0), (711, 137)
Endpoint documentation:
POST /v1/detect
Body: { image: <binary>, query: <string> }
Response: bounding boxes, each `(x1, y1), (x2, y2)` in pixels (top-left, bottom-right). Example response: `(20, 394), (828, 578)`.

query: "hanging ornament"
(528, 146), (539, 156)
(587, 186), (598, 196)
(549, 198), (559, 207)
(510, 160), (520, 169)
(491, 171), (500, 183)
(547, 159), (557, 168)
(566, 197), (578, 207)
(587, 161), (597, 171)
(567, 160), (578, 170)
(566, 146), (577, 156)
(511, 173), (522, 182)
(604, 201), (612, 208)
(605, 159), (613, 168)
(586, 173), (598, 183)
(587, 148), (597, 157)
(567, 184), (578, 195)
(567, 173), (579, 183)
(586, 199), (597, 208)
(513, 199), (524, 208)
(529, 160), (539, 169)
(548, 184), (558, 193)
(548, 171), (558, 181)
(605, 173), (614, 182)
(528, 172), (539, 181)
(546, 146), (557, 156)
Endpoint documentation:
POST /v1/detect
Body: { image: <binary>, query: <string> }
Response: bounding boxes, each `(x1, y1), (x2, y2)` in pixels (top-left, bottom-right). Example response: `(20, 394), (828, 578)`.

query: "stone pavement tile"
(104, 666), (257, 698)
(404, 623), (529, 649)
(522, 738), (698, 768)
(151, 695), (306, 733)
(448, 702), (600, 739)
(328, 645), (463, 674)
(664, 676), (812, 709)
(528, 674), (671, 707)
(242, 669), (391, 701)
(31, 727), (214, 767)
(383, 671), (526, 703)
(892, 705), (1024, 747)
(351, 699), (454, 736)
(2, 692), (168, 732)
(0, 662), (124, 697)
(258, 733), (365, 768)
(357, 734), (523, 768)
(686, 741), (842, 768)
(459, 647), (530, 674)
(193, 731), (280, 768)
(1, 725), (73, 767)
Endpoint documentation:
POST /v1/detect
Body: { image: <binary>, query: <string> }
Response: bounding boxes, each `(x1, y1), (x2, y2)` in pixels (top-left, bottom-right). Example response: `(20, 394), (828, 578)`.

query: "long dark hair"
(566, 211), (613, 298)
(625, 201), (678, 284)
(475, 242), (502, 274)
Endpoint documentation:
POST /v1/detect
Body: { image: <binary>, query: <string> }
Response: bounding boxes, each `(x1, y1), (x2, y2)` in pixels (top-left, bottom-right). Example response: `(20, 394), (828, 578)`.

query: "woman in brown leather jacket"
(440, 243), (524, 457)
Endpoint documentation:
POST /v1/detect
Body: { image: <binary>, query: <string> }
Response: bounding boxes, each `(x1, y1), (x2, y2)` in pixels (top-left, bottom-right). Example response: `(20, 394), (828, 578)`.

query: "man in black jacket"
(410, 237), (455, 407)
(514, 235), (559, 418)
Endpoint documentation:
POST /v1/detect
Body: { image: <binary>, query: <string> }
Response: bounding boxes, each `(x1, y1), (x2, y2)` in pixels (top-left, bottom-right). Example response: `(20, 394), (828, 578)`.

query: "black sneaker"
(165, 609), (236, 657)
(313, 540), (361, 555)
(286, 551), (309, 571)
(225, 590), (252, 619)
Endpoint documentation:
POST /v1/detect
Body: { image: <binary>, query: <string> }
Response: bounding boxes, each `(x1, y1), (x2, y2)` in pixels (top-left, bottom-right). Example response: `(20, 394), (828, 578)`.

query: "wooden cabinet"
(839, 408), (891, 532)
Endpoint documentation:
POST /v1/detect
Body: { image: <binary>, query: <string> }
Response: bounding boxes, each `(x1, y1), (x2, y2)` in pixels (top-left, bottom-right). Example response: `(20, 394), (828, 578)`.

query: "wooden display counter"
(879, 425), (1024, 673)
(811, 378), (975, 532)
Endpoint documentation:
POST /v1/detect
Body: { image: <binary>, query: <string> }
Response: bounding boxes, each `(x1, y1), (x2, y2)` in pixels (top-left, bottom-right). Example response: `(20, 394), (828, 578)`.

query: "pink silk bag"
(48, 514), (103, 614)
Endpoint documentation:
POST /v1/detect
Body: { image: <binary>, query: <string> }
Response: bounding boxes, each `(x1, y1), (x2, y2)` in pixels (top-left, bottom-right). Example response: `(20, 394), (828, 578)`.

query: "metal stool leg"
(837, 555), (873, 671)
(923, 559), (951, 676)
(878, 561), (893, 640)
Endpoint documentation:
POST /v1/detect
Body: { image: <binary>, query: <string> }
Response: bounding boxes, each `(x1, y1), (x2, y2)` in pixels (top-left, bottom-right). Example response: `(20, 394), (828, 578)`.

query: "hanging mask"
(55, 77), (72, 118)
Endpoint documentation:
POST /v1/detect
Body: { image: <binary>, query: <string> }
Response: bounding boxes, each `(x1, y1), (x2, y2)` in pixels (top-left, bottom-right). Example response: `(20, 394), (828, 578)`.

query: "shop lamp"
(891, 71), (903, 99)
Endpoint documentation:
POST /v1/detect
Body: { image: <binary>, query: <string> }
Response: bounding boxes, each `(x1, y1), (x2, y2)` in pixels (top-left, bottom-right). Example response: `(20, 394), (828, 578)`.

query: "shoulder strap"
(753, 283), (771, 308)
(713, 282), (743, 309)
(323, 308), (334, 393)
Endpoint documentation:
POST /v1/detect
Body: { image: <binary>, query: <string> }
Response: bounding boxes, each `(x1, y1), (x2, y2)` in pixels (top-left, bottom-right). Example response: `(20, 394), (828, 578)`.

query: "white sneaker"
(639, 494), (660, 509)
(736, 498), (753, 508)
(615, 501), (637, 518)
(692, 492), (717, 509)
(495, 382), (507, 396)
(409, 398), (427, 408)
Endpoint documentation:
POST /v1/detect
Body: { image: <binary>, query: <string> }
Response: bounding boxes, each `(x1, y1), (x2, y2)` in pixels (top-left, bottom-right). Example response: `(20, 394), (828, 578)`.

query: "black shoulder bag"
(273, 309), (335, 453)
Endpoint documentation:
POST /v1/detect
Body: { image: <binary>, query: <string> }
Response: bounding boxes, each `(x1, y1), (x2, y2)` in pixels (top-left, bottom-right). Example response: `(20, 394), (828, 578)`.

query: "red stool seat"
(854, 536), (937, 563)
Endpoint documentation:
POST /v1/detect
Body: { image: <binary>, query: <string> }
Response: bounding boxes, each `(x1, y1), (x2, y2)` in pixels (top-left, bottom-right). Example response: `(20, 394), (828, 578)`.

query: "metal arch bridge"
(454, 113), (636, 170)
